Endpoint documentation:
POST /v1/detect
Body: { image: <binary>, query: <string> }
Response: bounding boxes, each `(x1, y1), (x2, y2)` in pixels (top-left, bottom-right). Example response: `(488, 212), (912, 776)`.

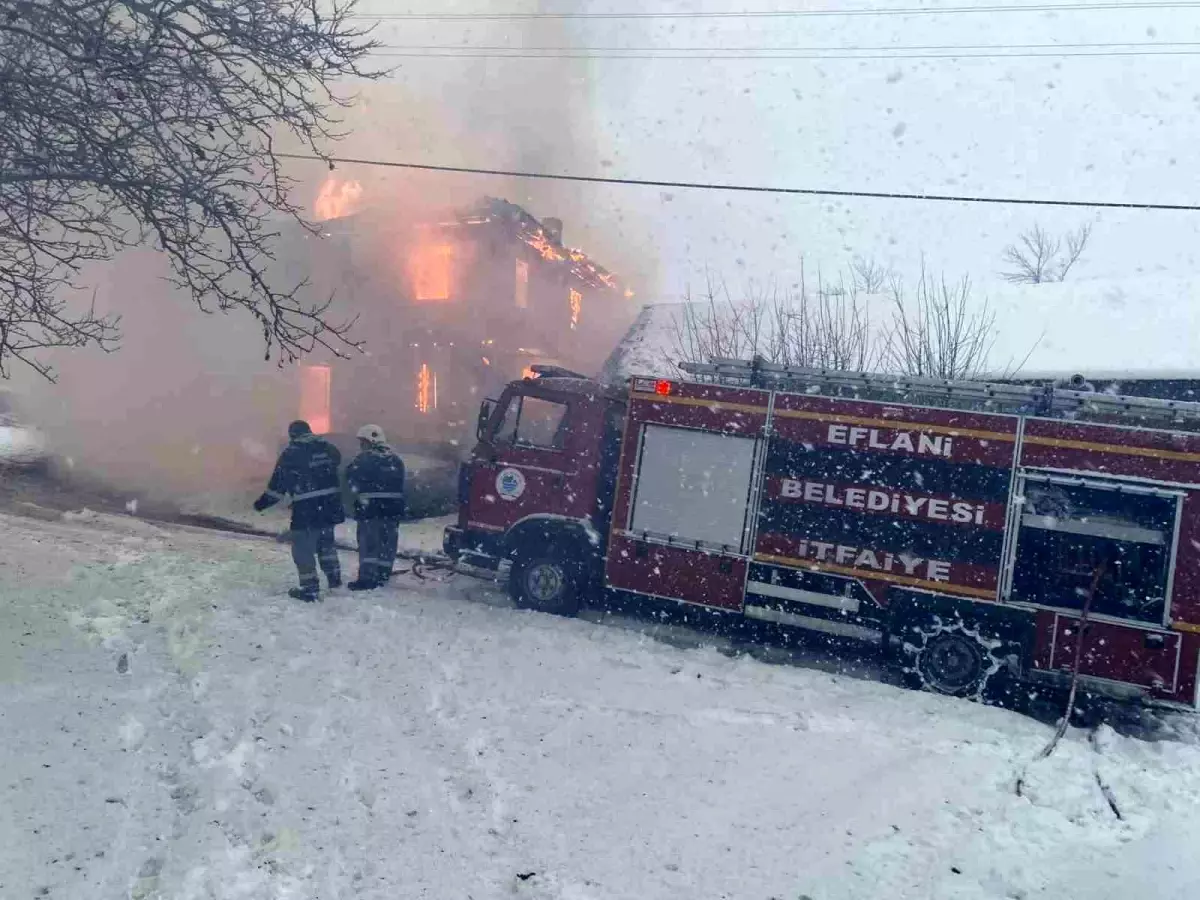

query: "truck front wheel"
(510, 552), (582, 617)
(898, 615), (1005, 700)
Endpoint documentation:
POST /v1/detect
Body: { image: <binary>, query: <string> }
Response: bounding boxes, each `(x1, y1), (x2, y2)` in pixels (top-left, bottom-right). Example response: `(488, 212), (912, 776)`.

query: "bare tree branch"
(0, 0), (385, 378)
(1001, 222), (1093, 284)
(1058, 222), (1092, 281)
(879, 262), (997, 379)
(668, 262), (872, 373)
(849, 256), (891, 294)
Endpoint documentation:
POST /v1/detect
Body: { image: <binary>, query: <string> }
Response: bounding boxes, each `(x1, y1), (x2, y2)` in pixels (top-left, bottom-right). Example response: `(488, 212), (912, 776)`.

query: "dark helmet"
(288, 420), (313, 440)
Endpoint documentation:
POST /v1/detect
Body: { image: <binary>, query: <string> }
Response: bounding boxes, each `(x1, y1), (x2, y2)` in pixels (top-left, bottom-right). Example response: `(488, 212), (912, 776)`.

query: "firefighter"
(345, 424), (406, 591)
(253, 420), (345, 602)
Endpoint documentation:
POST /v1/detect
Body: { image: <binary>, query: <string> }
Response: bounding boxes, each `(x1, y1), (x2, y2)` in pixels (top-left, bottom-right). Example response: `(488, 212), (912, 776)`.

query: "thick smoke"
(13, 20), (649, 503)
(15, 251), (290, 500)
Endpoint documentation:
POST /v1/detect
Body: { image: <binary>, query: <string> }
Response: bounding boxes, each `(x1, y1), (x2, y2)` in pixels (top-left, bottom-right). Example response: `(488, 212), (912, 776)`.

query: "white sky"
(343, 1), (1200, 303)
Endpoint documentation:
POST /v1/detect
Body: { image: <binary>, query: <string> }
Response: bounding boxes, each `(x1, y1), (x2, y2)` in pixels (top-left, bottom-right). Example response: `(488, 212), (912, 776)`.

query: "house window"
(569, 288), (582, 329)
(416, 362), (438, 413)
(299, 365), (332, 434)
(412, 243), (453, 302)
(515, 259), (529, 309)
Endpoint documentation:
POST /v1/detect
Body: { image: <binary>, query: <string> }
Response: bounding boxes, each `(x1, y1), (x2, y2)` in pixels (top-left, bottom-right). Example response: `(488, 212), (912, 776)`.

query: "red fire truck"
(443, 358), (1200, 706)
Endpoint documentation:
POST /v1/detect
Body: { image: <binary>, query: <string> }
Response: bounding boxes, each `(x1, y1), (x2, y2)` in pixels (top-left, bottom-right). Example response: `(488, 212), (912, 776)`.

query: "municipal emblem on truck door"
(496, 467), (527, 501)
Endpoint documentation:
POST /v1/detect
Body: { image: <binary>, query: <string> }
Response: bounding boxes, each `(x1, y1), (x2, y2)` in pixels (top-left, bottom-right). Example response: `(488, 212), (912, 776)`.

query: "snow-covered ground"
(4, 508), (1200, 899)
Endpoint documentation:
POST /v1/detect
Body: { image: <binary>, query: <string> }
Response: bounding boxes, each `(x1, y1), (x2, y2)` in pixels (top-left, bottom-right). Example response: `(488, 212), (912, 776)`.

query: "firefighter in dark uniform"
(345, 424), (406, 591)
(253, 420), (345, 602)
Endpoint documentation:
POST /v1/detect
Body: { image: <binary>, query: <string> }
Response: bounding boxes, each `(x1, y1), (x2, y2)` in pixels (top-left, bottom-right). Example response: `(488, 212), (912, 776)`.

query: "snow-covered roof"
(601, 277), (1199, 387)
(982, 276), (1200, 381)
(599, 302), (694, 383)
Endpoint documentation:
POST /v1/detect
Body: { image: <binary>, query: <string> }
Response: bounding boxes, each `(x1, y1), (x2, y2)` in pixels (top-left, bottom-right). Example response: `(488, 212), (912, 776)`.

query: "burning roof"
(450, 197), (623, 293)
(306, 194), (627, 295)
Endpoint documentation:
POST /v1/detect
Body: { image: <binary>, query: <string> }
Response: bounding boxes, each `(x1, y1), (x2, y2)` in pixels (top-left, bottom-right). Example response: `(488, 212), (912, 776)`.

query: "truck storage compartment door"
(1010, 475), (1178, 625)
(605, 423), (760, 611)
(1041, 614), (1181, 693)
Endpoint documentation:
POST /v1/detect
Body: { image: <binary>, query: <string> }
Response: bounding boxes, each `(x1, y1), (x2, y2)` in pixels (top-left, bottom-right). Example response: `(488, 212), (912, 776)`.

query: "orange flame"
(569, 289), (582, 330)
(411, 242), (454, 302)
(314, 177), (363, 221)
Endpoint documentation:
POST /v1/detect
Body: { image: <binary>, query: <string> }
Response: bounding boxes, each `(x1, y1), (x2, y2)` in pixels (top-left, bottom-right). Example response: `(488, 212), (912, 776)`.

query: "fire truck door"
(1013, 475), (1183, 692)
(467, 391), (580, 531)
(1042, 614), (1182, 693)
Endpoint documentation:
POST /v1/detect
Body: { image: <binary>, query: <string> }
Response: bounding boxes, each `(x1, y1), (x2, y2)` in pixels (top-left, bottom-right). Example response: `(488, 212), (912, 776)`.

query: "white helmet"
(356, 423), (386, 444)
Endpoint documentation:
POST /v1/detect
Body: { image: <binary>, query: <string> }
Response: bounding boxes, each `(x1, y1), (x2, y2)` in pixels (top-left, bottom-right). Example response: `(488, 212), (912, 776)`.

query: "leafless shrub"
(668, 273), (769, 372)
(0, 0), (384, 377)
(879, 264), (997, 379)
(850, 256), (892, 293)
(668, 257), (1025, 383)
(668, 265), (872, 373)
(1001, 223), (1093, 285)
(1059, 223), (1092, 280)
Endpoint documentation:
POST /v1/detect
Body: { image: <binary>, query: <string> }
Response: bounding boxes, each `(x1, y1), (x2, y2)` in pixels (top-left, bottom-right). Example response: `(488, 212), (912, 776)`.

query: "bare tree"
(1058, 222), (1092, 281)
(0, 0), (382, 377)
(850, 256), (891, 294)
(879, 265), (997, 379)
(1001, 223), (1092, 285)
(769, 268), (873, 370)
(668, 265), (872, 373)
(668, 273), (769, 372)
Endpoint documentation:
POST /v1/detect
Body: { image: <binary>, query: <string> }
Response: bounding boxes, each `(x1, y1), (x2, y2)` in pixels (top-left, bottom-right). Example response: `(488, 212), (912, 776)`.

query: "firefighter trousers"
(357, 518), (399, 585)
(291, 527), (341, 596)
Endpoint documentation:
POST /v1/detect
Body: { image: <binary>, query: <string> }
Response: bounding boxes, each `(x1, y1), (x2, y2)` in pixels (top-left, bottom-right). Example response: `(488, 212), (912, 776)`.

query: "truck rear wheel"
(510, 552), (582, 617)
(898, 615), (1005, 700)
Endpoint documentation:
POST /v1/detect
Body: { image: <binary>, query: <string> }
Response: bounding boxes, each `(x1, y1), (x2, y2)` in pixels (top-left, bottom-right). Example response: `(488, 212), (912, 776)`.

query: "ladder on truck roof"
(678, 357), (1200, 431)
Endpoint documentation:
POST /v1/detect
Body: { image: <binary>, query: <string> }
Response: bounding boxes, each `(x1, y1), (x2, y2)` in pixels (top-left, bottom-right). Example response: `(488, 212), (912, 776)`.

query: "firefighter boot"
(288, 587), (320, 603)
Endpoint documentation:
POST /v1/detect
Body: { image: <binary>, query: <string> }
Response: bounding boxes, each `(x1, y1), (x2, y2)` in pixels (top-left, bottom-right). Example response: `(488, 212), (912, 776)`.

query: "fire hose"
(166, 514), (467, 582)
(1015, 556), (1121, 818)
(1038, 556), (1109, 759)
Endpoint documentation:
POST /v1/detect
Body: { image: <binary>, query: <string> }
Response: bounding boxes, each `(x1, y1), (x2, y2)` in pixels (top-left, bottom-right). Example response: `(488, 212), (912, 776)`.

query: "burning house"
(284, 189), (632, 449)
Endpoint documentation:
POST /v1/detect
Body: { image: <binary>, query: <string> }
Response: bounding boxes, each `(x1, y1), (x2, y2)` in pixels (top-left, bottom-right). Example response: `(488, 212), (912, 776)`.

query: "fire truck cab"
(445, 359), (1200, 708)
(443, 366), (628, 612)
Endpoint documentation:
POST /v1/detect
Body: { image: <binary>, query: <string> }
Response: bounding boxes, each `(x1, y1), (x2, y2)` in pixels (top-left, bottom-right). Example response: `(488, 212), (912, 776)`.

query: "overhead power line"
(375, 39), (1200, 59)
(276, 152), (1200, 211)
(354, 1), (1200, 19)
(373, 47), (1200, 60)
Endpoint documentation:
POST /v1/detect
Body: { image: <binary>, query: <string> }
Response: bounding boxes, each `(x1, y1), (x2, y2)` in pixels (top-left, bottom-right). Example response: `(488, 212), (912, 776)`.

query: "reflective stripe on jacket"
(346, 446), (406, 520)
(255, 434), (346, 530)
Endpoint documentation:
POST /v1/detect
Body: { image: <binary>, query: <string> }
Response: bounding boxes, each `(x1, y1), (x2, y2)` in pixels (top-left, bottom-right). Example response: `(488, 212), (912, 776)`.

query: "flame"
(522, 229), (565, 262)
(569, 289), (582, 330)
(411, 241), (454, 302)
(299, 364), (332, 434)
(417, 363), (431, 414)
(522, 365), (536, 379)
(313, 177), (363, 222)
